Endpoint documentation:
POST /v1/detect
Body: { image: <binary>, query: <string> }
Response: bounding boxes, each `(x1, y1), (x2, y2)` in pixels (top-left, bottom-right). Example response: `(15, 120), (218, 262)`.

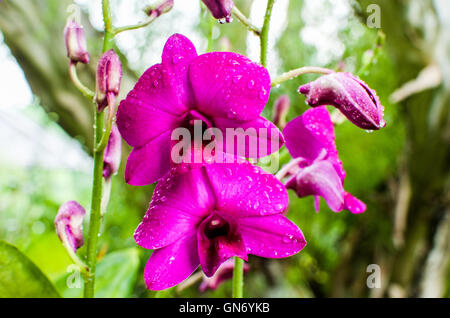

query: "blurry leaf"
(0, 240), (60, 298)
(94, 248), (140, 298)
(24, 233), (73, 280)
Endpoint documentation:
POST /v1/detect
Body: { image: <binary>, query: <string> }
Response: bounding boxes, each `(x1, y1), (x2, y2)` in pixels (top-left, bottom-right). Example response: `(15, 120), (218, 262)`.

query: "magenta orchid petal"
(286, 160), (345, 212)
(124, 131), (173, 185)
(118, 34), (278, 186)
(299, 72), (385, 130)
(344, 192), (367, 214)
(283, 107), (366, 213)
(199, 258), (249, 292)
(116, 66), (185, 148)
(283, 106), (345, 180)
(134, 166), (215, 250)
(214, 116), (284, 158)
(144, 233), (199, 291)
(239, 214), (306, 258)
(197, 213), (247, 277)
(189, 52), (271, 122)
(204, 161), (289, 217)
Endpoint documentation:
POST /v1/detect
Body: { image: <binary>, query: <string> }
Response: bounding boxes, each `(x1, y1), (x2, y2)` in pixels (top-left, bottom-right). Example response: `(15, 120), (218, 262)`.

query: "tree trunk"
(0, 0), (136, 152)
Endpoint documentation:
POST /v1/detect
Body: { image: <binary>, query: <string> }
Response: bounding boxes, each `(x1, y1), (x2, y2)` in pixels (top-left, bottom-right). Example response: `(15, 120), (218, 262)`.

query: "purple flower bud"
(299, 72), (386, 130)
(145, 0), (174, 17)
(103, 124), (122, 180)
(96, 49), (122, 111)
(55, 201), (85, 252)
(202, 0), (234, 23)
(272, 95), (290, 128)
(64, 20), (90, 64)
(199, 258), (249, 292)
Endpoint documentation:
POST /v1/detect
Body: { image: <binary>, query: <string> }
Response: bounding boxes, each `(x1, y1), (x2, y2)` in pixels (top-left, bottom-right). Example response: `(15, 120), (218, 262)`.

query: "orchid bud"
(299, 72), (386, 130)
(145, 0), (174, 17)
(64, 20), (90, 64)
(199, 259), (249, 292)
(202, 0), (234, 23)
(55, 201), (85, 252)
(103, 124), (122, 180)
(96, 49), (122, 111)
(272, 95), (290, 128)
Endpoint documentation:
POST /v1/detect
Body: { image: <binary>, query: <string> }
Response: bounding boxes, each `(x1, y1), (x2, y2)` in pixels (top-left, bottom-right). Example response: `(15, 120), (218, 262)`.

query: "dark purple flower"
(103, 124), (122, 180)
(64, 20), (90, 64)
(117, 34), (283, 186)
(199, 258), (249, 292)
(96, 49), (122, 111)
(272, 95), (290, 128)
(134, 157), (306, 290)
(299, 72), (385, 130)
(55, 201), (86, 252)
(283, 106), (366, 214)
(202, 0), (234, 23)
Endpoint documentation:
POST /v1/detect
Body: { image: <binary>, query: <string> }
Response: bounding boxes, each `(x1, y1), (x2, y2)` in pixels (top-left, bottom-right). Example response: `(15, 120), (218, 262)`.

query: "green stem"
(232, 257), (244, 298)
(68, 62), (95, 100)
(207, 14), (215, 52)
(83, 110), (105, 298)
(113, 12), (157, 35)
(271, 66), (334, 87)
(260, 0), (275, 68)
(83, 0), (115, 298)
(231, 6), (261, 36)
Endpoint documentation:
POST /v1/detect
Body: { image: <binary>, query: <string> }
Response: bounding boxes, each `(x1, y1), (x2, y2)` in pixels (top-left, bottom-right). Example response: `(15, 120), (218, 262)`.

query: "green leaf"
(55, 247), (140, 298)
(0, 240), (60, 298)
(94, 248), (140, 298)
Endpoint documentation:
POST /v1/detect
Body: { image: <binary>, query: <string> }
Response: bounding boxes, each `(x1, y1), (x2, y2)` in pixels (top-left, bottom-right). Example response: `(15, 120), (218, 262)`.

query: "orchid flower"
(282, 106), (366, 214)
(134, 156), (306, 290)
(64, 20), (90, 65)
(116, 34), (283, 186)
(299, 72), (385, 130)
(199, 258), (250, 292)
(55, 200), (86, 252)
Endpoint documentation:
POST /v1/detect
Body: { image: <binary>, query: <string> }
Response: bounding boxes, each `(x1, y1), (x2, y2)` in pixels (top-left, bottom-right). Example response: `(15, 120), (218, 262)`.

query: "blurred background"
(0, 0), (448, 298)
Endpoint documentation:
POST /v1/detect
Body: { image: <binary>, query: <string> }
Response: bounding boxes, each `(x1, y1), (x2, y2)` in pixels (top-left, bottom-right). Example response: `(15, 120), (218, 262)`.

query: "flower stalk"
(231, 6), (260, 36)
(83, 0), (116, 298)
(260, 0), (275, 68)
(232, 257), (244, 298)
(68, 61), (95, 100)
(271, 66), (334, 87)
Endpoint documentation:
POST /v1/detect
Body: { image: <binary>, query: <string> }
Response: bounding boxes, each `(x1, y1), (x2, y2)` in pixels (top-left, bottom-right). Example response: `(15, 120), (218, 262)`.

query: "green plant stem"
(232, 257), (244, 298)
(68, 62), (95, 100)
(231, 6), (261, 36)
(83, 110), (105, 298)
(260, 0), (275, 68)
(271, 66), (334, 87)
(83, 0), (115, 298)
(113, 12), (157, 35)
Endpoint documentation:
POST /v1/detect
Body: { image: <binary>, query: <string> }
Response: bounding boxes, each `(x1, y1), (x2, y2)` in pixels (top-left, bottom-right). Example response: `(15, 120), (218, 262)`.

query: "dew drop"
(247, 80), (255, 89)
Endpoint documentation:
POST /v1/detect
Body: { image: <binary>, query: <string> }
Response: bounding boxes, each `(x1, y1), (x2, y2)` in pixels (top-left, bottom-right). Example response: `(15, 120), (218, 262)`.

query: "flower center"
(203, 214), (230, 239)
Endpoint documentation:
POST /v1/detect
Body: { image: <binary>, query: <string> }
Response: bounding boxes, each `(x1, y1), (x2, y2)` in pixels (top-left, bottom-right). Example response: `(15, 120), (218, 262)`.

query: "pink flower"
(134, 157), (306, 290)
(199, 258), (249, 292)
(282, 106), (366, 214)
(272, 94), (290, 128)
(202, 0), (234, 23)
(96, 49), (122, 111)
(64, 20), (90, 64)
(55, 201), (86, 252)
(103, 124), (122, 180)
(117, 34), (283, 186)
(299, 72), (385, 130)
